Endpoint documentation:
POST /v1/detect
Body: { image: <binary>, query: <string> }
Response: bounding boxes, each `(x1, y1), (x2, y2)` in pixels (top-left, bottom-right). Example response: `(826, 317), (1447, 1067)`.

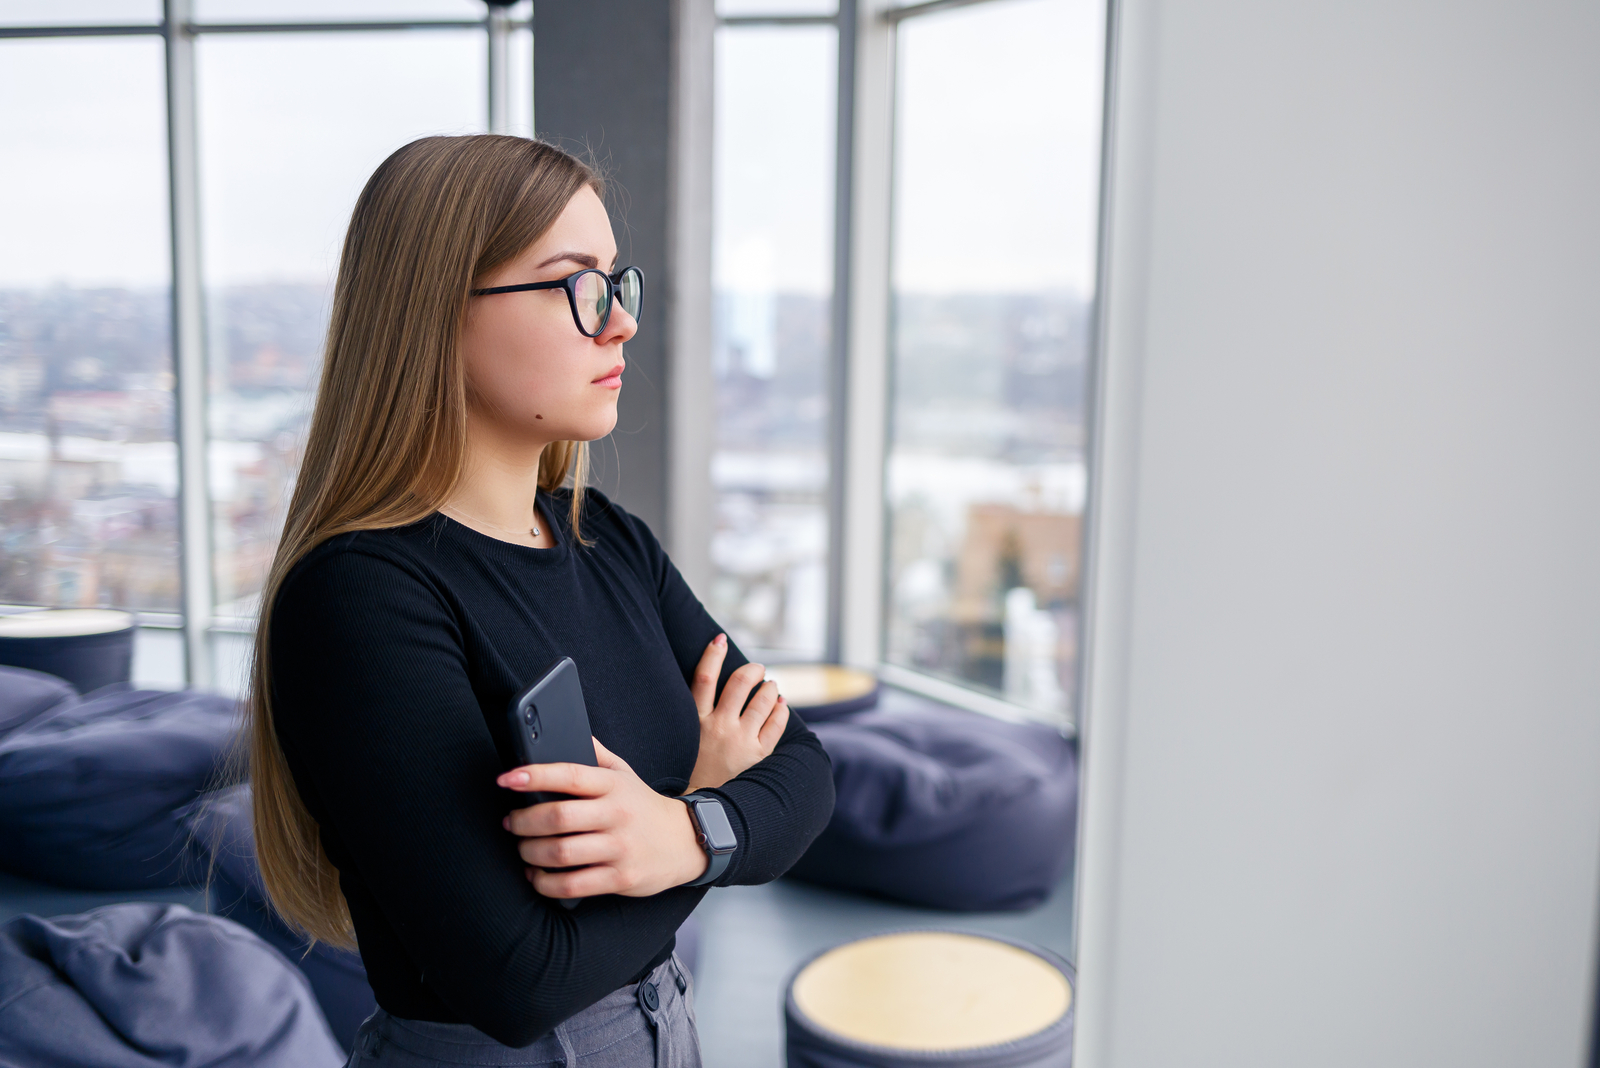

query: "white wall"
(1075, 3), (1600, 1066)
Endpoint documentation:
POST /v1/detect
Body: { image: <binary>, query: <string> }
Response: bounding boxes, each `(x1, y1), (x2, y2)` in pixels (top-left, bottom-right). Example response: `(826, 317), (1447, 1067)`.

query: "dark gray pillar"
(535, 0), (674, 537)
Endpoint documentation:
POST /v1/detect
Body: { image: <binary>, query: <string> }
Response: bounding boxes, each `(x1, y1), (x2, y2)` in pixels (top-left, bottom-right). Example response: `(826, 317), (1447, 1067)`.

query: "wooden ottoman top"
(790, 931), (1072, 1052)
(0, 609), (135, 638)
(764, 664), (877, 709)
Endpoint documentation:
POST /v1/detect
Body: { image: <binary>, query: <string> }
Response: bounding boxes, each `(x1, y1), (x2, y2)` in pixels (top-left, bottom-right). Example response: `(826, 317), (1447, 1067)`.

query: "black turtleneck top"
(268, 487), (833, 1047)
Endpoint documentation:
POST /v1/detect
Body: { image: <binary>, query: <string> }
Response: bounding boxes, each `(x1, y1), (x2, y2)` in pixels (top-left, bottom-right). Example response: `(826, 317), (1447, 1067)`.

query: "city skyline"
(0, 280), (1090, 713)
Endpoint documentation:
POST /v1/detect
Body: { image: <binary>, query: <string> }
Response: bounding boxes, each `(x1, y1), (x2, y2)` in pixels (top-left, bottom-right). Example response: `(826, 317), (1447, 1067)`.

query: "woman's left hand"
(686, 634), (789, 793)
(497, 737), (708, 900)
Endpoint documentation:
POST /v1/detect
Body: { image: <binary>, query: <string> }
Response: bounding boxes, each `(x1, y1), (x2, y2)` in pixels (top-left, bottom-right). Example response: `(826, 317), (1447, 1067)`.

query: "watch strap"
(680, 793), (734, 887)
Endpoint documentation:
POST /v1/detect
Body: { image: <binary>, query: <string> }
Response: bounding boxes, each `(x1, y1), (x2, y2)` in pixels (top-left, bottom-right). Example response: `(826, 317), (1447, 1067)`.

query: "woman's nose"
(600, 304), (638, 344)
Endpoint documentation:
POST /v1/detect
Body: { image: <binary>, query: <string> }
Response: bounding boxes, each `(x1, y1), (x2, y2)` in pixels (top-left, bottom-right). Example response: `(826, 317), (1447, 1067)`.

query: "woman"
(246, 135), (835, 1065)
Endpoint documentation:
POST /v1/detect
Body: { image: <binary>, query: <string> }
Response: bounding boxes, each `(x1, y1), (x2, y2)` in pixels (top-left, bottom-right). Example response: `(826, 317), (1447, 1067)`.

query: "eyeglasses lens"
(574, 270), (610, 335)
(619, 268), (643, 321)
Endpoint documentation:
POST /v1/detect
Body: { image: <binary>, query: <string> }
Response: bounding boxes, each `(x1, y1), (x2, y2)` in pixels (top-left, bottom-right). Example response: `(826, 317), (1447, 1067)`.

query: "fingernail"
(501, 770), (529, 787)
(502, 816), (510, 830)
(714, 633), (726, 647)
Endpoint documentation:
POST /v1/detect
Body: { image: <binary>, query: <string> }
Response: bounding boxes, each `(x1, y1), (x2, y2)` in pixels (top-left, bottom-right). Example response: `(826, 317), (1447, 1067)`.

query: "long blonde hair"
(248, 135), (603, 948)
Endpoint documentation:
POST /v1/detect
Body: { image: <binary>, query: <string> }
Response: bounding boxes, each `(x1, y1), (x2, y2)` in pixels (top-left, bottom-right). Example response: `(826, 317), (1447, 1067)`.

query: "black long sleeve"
(268, 489), (833, 1046)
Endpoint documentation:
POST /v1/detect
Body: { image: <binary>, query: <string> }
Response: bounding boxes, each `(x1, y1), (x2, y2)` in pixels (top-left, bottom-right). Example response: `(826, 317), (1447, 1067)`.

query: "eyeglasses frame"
(470, 265), (644, 338)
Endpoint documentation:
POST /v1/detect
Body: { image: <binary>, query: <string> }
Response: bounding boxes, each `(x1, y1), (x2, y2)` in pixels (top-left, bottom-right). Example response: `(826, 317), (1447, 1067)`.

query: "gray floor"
(691, 682), (1078, 1067)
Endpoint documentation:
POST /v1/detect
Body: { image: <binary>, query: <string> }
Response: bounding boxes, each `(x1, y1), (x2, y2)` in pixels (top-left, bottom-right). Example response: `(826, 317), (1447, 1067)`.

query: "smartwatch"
(679, 792), (737, 887)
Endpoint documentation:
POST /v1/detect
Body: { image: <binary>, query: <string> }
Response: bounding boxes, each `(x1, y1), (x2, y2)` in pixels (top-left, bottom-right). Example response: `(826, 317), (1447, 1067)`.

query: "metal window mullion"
(823, 0), (858, 663)
(487, 5), (511, 133)
(164, 0), (213, 687)
(0, 20), (506, 39)
(716, 14), (837, 27)
(0, 24), (162, 39)
(833, 0), (895, 668)
(188, 20), (488, 33)
(880, 0), (1006, 23)
(665, 0), (717, 600)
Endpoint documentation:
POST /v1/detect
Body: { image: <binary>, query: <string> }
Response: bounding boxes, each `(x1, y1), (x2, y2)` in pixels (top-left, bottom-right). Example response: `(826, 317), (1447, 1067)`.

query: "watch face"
(695, 799), (738, 853)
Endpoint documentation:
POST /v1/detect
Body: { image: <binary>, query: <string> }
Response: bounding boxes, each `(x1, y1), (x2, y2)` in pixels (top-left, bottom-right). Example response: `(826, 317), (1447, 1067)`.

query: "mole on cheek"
(535, 414), (543, 420)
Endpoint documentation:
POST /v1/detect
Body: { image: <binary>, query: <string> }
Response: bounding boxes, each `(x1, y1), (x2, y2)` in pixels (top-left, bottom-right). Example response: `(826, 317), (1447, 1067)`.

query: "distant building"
(951, 503), (1082, 622)
(0, 355), (44, 411)
(47, 390), (173, 438)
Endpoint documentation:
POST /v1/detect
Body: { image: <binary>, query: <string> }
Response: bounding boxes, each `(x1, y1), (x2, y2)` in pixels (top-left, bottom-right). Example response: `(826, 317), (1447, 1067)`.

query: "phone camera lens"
(524, 709), (534, 723)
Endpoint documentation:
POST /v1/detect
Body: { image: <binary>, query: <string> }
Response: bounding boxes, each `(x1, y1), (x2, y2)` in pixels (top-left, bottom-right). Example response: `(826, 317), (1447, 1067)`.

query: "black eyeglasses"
(471, 266), (644, 338)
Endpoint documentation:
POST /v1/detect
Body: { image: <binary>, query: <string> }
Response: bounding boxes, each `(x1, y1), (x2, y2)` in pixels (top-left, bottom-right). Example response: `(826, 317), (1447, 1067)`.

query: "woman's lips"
(592, 363), (624, 389)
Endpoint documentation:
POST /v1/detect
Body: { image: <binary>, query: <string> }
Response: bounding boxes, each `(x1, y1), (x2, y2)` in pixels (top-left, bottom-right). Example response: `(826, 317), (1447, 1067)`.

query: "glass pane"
(717, 0), (837, 17)
(195, 0), (486, 21)
(197, 30), (484, 620)
(507, 23), (534, 138)
(0, 1), (160, 26)
(711, 25), (836, 656)
(0, 37), (178, 612)
(885, 0), (1104, 720)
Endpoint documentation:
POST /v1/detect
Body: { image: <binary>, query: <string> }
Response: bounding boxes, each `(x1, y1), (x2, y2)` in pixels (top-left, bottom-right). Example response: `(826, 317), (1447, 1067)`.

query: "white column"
(1074, 2), (1600, 1064)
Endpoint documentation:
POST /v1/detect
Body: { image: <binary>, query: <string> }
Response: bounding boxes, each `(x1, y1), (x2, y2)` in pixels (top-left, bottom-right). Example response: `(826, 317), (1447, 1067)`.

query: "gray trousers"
(345, 955), (699, 1067)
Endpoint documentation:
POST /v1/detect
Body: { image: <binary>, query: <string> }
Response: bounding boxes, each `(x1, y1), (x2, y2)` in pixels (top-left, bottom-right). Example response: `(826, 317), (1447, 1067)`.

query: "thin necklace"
(440, 501), (542, 540)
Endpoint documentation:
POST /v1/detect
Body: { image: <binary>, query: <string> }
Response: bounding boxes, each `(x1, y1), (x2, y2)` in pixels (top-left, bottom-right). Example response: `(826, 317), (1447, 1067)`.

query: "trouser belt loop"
(360, 1024), (385, 1058)
(671, 957), (688, 995)
(552, 1018), (579, 1068)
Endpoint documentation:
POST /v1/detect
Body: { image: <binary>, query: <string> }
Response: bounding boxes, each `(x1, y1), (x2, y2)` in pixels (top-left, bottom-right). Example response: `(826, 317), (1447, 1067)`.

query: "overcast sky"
(0, 0), (1101, 296)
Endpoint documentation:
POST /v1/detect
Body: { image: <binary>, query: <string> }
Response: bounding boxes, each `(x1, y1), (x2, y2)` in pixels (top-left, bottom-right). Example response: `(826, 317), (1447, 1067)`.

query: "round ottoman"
(0, 609), (136, 694)
(766, 664), (881, 722)
(785, 931), (1074, 1067)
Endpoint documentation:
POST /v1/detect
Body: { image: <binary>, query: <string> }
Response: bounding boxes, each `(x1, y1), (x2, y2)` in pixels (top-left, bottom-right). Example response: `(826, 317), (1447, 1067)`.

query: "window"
(198, 29), (487, 621)
(195, 0), (485, 17)
(881, 0), (1105, 719)
(3, 1), (1105, 714)
(710, 20), (837, 657)
(0, 6), (528, 689)
(1, 2), (161, 26)
(0, 36), (179, 614)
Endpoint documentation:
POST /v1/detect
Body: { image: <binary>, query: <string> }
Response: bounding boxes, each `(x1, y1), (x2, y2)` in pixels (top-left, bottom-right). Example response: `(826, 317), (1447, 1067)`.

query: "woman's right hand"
(499, 739), (710, 899)
(686, 634), (788, 793)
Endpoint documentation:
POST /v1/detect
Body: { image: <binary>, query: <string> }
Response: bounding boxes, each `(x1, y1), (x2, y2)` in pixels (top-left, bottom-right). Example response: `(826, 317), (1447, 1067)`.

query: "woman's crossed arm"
(500, 633), (795, 899)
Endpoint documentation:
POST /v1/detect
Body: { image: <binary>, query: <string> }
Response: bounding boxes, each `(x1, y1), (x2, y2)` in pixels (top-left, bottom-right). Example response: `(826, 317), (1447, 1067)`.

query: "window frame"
(830, 0), (1106, 731)
(5, 0), (1105, 723)
(0, 1), (528, 686)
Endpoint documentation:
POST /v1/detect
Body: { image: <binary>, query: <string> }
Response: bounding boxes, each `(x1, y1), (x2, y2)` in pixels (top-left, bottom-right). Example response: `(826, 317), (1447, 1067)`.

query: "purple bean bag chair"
(0, 676), (240, 889)
(0, 666), (79, 739)
(788, 708), (1078, 912)
(182, 785), (376, 1052)
(0, 902), (343, 1067)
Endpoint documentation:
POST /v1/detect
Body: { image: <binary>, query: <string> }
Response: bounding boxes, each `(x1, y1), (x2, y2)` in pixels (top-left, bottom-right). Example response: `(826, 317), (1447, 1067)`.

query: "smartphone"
(506, 657), (598, 910)
(506, 656), (599, 804)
